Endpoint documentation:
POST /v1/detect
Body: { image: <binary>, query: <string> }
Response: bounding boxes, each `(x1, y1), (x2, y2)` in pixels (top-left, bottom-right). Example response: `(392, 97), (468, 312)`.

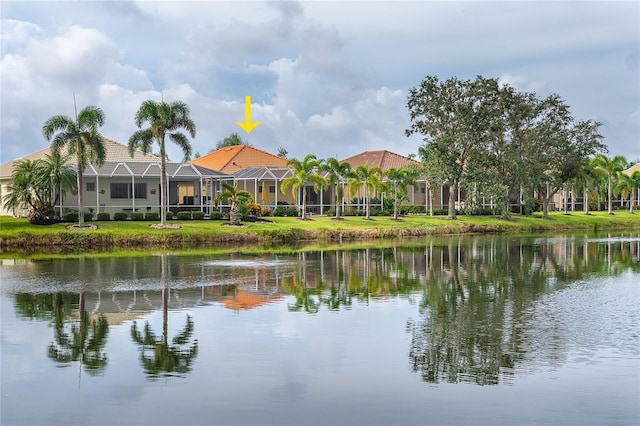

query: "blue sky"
(1, 1), (638, 165)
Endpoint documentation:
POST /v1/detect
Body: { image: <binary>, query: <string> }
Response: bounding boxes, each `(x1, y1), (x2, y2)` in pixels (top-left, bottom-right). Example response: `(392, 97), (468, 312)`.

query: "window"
(86, 182), (96, 192)
(269, 186), (276, 193)
(110, 182), (147, 199)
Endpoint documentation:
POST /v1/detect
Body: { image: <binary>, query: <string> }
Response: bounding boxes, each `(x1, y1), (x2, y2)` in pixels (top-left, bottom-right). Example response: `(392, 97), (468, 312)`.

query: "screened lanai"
(66, 161), (229, 217)
(232, 166), (333, 213)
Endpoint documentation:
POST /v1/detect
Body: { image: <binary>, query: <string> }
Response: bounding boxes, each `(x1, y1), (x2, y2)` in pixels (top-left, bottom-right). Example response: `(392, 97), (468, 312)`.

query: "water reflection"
(5, 234), (639, 388)
(130, 254), (198, 379)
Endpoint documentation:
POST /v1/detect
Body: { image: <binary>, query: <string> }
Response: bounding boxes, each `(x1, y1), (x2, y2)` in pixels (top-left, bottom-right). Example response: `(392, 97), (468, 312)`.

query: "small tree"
(592, 154), (627, 215)
(348, 163), (385, 220)
(214, 182), (252, 226)
(386, 166), (420, 220)
(281, 154), (327, 220)
(321, 158), (352, 220)
(615, 170), (640, 213)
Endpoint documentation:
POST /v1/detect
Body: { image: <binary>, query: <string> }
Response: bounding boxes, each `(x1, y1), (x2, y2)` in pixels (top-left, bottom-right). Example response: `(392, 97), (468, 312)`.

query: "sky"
(1, 1), (639, 166)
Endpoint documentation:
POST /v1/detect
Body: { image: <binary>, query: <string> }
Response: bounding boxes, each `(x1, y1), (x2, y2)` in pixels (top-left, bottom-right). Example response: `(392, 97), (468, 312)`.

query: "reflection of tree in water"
(130, 254), (198, 379)
(407, 236), (640, 385)
(47, 292), (110, 376)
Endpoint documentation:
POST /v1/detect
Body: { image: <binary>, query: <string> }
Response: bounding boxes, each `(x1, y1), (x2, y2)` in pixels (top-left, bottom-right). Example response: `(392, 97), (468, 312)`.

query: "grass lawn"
(1, 211), (640, 255)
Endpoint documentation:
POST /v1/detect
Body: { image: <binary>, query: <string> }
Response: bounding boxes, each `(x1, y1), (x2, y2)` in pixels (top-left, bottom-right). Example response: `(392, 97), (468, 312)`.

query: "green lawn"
(1, 211), (639, 255)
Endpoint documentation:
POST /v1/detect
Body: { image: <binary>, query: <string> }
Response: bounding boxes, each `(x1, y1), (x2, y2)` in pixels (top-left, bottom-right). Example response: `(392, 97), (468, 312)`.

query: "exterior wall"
(236, 179), (296, 208)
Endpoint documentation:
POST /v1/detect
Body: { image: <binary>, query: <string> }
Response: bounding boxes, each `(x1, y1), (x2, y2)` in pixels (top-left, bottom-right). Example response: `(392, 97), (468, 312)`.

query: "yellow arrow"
(234, 95), (261, 134)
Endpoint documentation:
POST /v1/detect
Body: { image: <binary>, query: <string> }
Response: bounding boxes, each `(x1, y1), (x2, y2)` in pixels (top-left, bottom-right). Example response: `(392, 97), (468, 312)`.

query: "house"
(339, 150), (446, 211)
(0, 138), (228, 218)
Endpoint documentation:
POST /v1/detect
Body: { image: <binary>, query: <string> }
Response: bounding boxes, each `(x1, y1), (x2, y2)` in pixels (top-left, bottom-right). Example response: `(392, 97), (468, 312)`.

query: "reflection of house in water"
(81, 284), (287, 324)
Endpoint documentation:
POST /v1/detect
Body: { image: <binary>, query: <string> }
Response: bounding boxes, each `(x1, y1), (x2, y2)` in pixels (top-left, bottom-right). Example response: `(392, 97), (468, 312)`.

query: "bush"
(63, 212), (78, 222)
(145, 212), (159, 221)
(524, 198), (540, 216)
(113, 212), (129, 221)
(130, 212), (145, 221)
(210, 211), (224, 220)
(176, 211), (192, 220)
(83, 212), (93, 222)
(97, 212), (111, 221)
(273, 206), (299, 217)
(246, 202), (263, 216)
(192, 211), (205, 220)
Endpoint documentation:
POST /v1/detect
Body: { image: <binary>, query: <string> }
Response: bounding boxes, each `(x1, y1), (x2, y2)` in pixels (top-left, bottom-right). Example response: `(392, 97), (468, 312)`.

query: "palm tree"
(321, 158), (352, 220)
(386, 166), (420, 220)
(130, 254), (198, 378)
(592, 154), (627, 214)
(128, 100), (196, 225)
(42, 105), (106, 226)
(281, 154), (327, 220)
(47, 292), (110, 376)
(214, 181), (252, 226)
(347, 163), (385, 220)
(41, 151), (76, 218)
(615, 170), (640, 213)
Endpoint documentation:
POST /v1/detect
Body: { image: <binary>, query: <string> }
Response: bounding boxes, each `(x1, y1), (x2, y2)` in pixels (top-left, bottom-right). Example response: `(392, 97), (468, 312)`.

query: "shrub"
(176, 211), (192, 220)
(97, 212), (111, 221)
(145, 212), (159, 221)
(246, 202), (263, 216)
(83, 212), (93, 222)
(273, 206), (299, 217)
(63, 212), (78, 222)
(524, 198), (540, 216)
(192, 211), (205, 220)
(130, 212), (145, 221)
(113, 212), (129, 221)
(210, 211), (224, 220)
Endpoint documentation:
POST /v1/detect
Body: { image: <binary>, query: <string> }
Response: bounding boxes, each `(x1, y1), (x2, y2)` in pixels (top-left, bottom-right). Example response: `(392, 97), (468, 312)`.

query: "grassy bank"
(2, 211), (639, 253)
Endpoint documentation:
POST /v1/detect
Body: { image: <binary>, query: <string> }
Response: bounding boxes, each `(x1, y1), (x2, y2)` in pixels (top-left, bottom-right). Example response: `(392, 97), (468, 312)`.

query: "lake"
(1, 234), (639, 426)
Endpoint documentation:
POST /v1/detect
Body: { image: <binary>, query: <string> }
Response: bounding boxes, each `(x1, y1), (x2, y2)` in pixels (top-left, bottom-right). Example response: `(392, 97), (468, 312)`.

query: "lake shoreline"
(2, 211), (640, 254)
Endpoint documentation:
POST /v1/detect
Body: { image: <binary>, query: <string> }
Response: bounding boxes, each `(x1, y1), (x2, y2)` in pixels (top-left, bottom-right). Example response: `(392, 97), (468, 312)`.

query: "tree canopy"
(407, 75), (607, 219)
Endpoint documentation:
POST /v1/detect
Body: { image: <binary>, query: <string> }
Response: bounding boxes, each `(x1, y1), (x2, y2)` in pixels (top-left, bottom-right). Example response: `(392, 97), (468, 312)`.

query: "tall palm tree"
(281, 154), (327, 220)
(615, 170), (640, 213)
(42, 105), (106, 226)
(347, 163), (384, 220)
(320, 157), (352, 220)
(130, 254), (198, 378)
(128, 100), (196, 225)
(214, 181), (252, 226)
(47, 292), (110, 376)
(592, 154), (627, 214)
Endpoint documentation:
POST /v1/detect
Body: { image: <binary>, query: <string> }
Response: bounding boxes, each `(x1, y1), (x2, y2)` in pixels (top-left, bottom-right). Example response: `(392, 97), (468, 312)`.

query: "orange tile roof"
(190, 145), (287, 174)
(340, 150), (420, 171)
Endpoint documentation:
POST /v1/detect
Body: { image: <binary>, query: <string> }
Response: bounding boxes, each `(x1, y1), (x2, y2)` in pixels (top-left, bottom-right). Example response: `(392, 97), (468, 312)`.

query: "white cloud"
(0, 1), (638, 165)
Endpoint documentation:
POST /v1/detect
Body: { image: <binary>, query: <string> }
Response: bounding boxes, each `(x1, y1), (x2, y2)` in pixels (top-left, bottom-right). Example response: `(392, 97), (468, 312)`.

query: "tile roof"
(340, 150), (420, 171)
(623, 162), (640, 175)
(0, 138), (159, 177)
(190, 145), (287, 174)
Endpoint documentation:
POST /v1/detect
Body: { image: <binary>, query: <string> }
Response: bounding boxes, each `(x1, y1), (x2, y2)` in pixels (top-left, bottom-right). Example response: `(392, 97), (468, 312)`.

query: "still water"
(1, 234), (639, 426)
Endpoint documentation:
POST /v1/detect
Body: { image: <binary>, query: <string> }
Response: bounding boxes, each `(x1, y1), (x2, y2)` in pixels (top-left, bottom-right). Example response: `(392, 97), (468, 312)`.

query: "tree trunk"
(229, 201), (241, 225)
(447, 181), (457, 220)
(584, 187), (590, 214)
(607, 178), (613, 215)
(77, 163), (84, 225)
(335, 185), (341, 220)
(365, 187), (371, 220)
(301, 187), (307, 220)
(160, 156), (167, 225)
